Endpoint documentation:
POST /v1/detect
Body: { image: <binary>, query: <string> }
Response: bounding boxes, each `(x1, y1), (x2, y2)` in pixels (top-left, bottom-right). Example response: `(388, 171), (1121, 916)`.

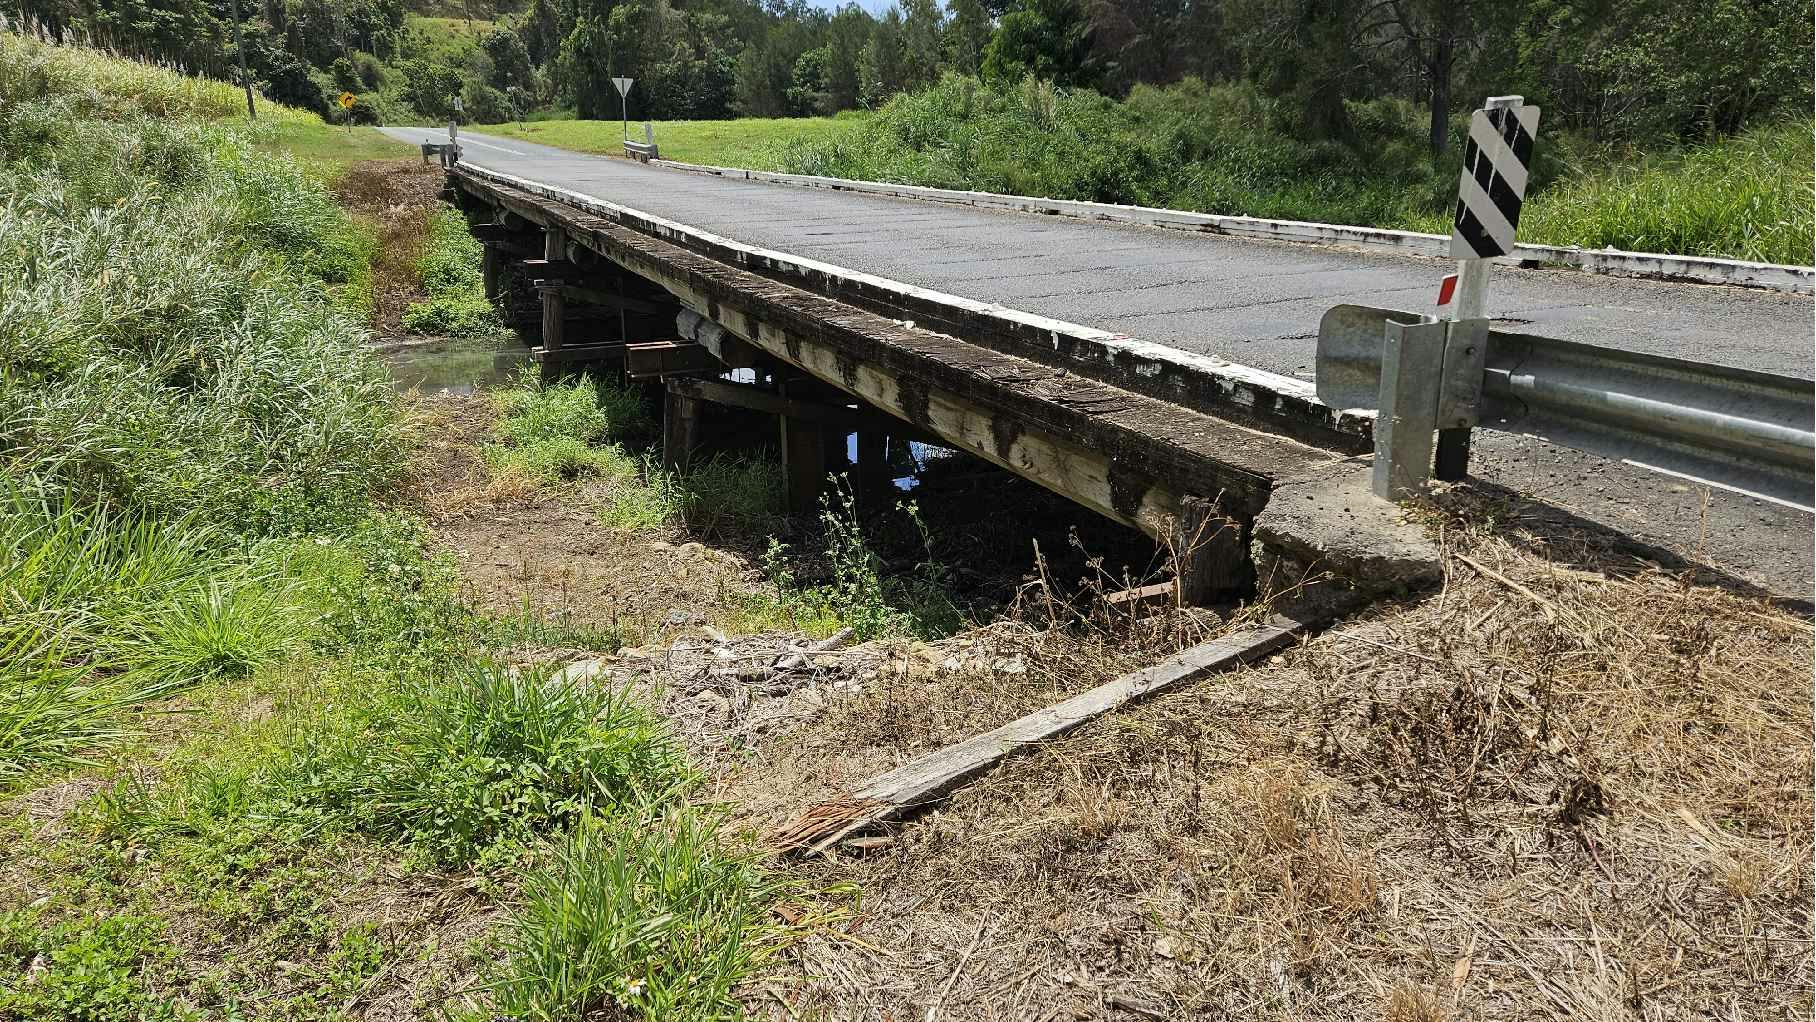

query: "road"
(381, 126), (1814, 599)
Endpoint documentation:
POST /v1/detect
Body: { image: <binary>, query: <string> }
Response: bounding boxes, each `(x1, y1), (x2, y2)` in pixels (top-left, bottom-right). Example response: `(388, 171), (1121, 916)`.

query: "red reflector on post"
(1437, 273), (1458, 306)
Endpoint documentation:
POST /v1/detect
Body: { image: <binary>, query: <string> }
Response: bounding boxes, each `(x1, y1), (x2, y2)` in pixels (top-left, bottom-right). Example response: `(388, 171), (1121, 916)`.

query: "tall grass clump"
(0, 117), (399, 533)
(402, 205), (503, 336)
(488, 806), (783, 1021)
(0, 42), (400, 777)
(0, 31), (313, 123)
(288, 663), (692, 867)
(1520, 120), (1814, 265)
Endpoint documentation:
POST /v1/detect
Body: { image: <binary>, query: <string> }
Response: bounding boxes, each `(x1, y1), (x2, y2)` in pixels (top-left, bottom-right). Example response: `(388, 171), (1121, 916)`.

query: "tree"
(900, 0), (945, 91)
(858, 8), (907, 105)
(1369, 0), (1499, 157)
(982, 0), (1095, 87)
(396, 57), (463, 118)
(944, 0), (993, 75)
(789, 44), (831, 114)
(481, 26), (534, 92)
(555, 0), (617, 119)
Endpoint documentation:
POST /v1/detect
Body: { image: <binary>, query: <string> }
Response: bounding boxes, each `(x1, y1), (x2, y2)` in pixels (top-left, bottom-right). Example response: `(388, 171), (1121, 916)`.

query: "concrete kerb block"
(1252, 458), (1443, 596)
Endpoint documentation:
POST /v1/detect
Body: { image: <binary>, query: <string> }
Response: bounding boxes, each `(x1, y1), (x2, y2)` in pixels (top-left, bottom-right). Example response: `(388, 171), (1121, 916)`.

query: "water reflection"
(377, 335), (529, 396)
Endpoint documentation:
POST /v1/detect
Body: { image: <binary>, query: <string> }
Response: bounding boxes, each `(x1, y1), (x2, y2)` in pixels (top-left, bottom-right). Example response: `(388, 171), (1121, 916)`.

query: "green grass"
(483, 373), (651, 482)
(252, 121), (417, 177)
(487, 806), (784, 1021)
(477, 113), (867, 169)
(0, 32), (313, 124)
(403, 205), (506, 336)
(1517, 121), (1814, 265)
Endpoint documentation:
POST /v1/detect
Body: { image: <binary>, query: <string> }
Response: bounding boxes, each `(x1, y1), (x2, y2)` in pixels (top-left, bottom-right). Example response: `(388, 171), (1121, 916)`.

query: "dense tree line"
(4, 0), (1808, 148)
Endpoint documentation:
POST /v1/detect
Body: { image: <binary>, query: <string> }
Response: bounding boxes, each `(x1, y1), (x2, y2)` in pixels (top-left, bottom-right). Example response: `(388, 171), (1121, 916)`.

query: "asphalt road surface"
(381, 126), (1814, 600)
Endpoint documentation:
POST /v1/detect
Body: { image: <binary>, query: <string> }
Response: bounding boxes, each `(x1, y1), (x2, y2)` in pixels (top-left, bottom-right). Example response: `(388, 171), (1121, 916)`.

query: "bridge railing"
(1316, 304), (1815, 511)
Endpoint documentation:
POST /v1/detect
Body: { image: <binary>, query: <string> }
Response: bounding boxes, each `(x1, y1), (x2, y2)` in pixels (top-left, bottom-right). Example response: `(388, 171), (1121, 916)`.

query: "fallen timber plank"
(449, 174), (1339, 537)
(771, 603), (1342, 857)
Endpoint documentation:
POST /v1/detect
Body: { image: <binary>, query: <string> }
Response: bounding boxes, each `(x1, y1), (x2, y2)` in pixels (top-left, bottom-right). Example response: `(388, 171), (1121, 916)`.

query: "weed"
(756, 480), (963, 640)
(112, 579), (312, 695)
(489, 435), (637, 483)
(0, 910), (183, 1022)
(487, 805), (784, 1021)
(485, 373), (651, 483)
(597, 453), (785, 538)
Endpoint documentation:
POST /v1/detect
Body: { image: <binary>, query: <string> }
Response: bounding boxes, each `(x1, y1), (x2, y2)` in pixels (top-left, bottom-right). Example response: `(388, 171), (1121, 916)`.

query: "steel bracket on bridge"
(1316, 304), (1816, 511)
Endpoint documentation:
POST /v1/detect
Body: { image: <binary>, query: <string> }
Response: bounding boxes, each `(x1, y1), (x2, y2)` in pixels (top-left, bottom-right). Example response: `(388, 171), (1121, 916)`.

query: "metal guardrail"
(624, 140), (659, 162)
(1316, 305), (1816, 511)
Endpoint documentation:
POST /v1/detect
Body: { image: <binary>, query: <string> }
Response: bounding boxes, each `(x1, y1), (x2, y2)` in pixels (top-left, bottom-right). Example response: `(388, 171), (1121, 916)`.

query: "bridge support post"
(662, 384), (701, 475)
(856, 429), (889, 499)
(537, 281), (565, 353)
(779, 380), (827, 514)
(1174, 495), (1253, 605)
(482, 245), (503, 304)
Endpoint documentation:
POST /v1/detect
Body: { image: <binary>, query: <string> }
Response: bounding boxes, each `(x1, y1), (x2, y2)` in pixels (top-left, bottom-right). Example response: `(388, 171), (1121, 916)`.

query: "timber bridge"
(386, 127), (1815, 600)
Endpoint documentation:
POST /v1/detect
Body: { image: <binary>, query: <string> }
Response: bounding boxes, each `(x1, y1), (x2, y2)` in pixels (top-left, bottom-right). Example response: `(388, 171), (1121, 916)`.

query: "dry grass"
(646, 488), (1815, 1021)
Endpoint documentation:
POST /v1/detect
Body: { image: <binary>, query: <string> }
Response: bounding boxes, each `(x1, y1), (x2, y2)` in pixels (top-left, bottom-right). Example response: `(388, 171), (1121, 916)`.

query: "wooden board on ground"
(772, 601), (1349, 856)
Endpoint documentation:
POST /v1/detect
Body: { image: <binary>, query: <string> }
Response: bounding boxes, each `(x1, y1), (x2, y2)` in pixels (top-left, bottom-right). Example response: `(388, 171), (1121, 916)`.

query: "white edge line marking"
(459, 163), (1375, 434)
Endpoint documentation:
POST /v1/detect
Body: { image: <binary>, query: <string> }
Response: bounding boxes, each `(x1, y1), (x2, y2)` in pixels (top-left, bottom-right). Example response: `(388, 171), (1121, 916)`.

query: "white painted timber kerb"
(652, 159), (1815, 295)
(457, 163), (1376, 439)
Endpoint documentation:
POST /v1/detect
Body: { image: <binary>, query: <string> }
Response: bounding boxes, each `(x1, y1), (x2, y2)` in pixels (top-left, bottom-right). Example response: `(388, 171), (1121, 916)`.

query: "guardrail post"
(1434, 317), (1490, 480)
(1372, 318), (1447, 500)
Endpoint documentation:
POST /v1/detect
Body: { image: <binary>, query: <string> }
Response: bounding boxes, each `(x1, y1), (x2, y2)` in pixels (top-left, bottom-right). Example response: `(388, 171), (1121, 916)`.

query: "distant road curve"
(381, 126), (1813, 600)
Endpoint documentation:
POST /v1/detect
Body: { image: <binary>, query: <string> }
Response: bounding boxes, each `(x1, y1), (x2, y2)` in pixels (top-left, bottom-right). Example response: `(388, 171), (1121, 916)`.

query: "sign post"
(612, 77), (635, 141)
(338, 91), (355, 133)
(1434, 95), (1539, 480)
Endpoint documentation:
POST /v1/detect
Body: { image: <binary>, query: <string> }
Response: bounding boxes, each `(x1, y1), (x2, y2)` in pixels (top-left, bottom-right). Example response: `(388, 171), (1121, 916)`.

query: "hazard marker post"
(1360, 95), (1539, 500)
(1433, 95), (1539, 480)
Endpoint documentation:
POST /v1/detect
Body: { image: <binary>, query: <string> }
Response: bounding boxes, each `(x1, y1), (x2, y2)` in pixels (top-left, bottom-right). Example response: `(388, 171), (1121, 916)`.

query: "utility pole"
(227, 0), (256, 120)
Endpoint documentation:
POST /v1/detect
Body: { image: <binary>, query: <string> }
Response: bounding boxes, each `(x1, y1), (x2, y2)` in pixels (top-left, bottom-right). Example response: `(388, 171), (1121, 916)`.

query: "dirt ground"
(416, 386), (1813, 1021)
(335, 160), (446, 336)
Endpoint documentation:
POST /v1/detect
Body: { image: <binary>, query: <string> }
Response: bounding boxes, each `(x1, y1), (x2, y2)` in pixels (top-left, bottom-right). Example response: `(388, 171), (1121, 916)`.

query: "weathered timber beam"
(669, 378), (861, 427)
(560, 283), (671, 315)
(625, 340), (723, 379)
(534, 342), (626, 366)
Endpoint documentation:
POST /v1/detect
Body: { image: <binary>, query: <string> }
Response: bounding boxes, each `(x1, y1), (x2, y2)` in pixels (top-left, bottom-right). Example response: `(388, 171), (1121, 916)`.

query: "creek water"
(376, 335), (530, 395)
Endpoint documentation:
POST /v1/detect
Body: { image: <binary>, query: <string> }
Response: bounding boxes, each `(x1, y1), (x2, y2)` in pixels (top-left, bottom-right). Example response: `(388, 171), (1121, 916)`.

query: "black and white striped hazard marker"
(1452, 99), (1540, 260)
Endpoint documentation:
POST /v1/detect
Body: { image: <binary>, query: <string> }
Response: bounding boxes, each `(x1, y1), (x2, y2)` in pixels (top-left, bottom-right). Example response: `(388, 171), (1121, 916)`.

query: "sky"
(807, 0), (902, 12)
